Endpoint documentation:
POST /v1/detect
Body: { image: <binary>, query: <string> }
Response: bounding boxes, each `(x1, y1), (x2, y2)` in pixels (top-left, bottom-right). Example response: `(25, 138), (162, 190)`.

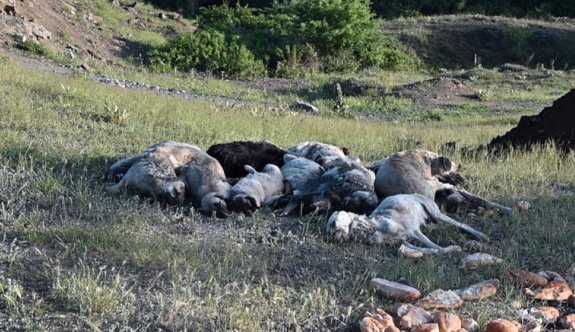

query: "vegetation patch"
(149, 1), (415, 78)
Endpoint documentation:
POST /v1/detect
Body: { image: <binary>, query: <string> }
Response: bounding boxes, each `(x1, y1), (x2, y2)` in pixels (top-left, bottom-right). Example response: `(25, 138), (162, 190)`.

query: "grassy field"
(1, 52), (574, 331)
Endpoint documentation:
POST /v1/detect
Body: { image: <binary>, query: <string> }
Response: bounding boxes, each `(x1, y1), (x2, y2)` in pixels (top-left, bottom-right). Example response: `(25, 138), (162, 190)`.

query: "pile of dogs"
(106, 141), (512, 252)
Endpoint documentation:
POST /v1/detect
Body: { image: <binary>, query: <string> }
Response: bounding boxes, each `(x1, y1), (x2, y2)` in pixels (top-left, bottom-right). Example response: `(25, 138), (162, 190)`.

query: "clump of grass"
(16, 40), (70, 65)
(52, 261), (134, 319)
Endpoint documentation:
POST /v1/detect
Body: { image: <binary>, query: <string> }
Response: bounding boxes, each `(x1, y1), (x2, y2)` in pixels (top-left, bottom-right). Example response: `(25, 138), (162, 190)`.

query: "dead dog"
(326, 194), (488, 251)
(287, 141), (349, 165)
(278, 156), (377, 217)
(373, 149), (512, 215)
(229, 164), (284, 215)
(280, 154), (325, 194)
(106, 141), (230, 210)
(180, 163), (231, 217)
(107, 141), (210, 182)
(105, 152), (186, 205)
(207, 140), (286, 179)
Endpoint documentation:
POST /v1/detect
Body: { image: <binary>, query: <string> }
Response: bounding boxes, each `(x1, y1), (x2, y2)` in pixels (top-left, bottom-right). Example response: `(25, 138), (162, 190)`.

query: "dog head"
(201, 192), (229, 218)
(157, 179), (186, 205)
(427, 153), (465, 186)
(229, 195), (259, 215)
(342, 191), (379, 215)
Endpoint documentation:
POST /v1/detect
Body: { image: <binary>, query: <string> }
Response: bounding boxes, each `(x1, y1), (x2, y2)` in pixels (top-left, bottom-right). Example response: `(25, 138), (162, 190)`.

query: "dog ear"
(438, 156), (453, 172)
(342, 146), (350, 156)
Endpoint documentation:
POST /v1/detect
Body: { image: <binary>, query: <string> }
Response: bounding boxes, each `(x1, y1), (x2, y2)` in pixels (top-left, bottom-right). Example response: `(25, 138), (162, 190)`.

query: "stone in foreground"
(485, 319), (521, 332)
(416, 290), (463, 310)
(454, 280), (499, 301)
(371, 278), (422, 301)
(459, 253), (503, 269)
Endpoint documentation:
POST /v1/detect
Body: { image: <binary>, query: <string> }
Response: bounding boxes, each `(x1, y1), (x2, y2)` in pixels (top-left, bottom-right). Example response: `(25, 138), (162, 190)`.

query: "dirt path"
(0, 46), (280, 110)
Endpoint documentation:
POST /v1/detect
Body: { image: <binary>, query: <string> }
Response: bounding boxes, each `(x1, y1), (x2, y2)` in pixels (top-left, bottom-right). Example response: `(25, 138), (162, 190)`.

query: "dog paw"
(326, 211), (355, 242)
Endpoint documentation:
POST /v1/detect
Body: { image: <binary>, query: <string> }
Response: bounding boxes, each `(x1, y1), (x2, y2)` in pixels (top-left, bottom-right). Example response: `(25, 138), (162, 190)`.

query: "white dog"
(326, 194), (488, 250)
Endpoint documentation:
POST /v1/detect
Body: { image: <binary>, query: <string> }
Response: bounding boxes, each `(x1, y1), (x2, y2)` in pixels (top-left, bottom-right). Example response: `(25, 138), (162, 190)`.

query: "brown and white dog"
(372, 149), (511, 215)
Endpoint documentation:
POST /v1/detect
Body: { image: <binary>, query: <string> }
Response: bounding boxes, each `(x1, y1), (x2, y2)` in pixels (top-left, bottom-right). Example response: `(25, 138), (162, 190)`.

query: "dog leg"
(455, 188), (513, 216)
(419, 197), (489, 241)
(402, 241), (461, 254)
(409, 229), (443, 250)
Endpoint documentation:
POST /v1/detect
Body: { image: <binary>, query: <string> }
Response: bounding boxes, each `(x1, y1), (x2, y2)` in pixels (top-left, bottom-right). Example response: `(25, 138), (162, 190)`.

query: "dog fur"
(287, 141), (349, 165)
(373, 149), (511, 215)
(180, 164), (231, 217)
(277, 156), (377, 216)
(105, 152), (186, 205)
(229, 164), (284, 214)
(326, 194), (488, 250)
(206, 140), (286, 179)
(106, 141), (231, 210)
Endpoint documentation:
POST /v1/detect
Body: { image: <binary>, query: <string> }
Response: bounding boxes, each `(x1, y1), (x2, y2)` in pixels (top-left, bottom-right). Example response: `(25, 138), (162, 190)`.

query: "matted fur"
(326, 194), (488, 250)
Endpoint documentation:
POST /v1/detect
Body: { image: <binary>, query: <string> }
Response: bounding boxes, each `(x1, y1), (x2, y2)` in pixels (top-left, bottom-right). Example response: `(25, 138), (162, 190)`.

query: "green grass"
(1, 54), (574, 331)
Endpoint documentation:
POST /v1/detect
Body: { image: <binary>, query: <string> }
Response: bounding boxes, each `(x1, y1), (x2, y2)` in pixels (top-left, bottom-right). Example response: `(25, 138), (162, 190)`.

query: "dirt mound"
(395, 77), (478, 107)
(488, 89), (575, 152)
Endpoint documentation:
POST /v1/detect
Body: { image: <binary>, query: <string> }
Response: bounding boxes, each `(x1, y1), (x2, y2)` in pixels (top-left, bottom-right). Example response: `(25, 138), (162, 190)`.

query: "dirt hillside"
(488, 89), (575, 152)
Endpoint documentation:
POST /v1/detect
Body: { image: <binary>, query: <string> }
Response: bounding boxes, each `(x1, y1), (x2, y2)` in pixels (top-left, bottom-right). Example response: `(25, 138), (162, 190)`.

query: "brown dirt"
(488, 89), (575, 152)
(394, 77), (478, 107)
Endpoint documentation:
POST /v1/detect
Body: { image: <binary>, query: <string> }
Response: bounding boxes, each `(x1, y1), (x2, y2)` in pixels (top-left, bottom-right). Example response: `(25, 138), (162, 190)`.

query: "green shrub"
(149, 29), (266, 78)
(150, 1), (415, 77)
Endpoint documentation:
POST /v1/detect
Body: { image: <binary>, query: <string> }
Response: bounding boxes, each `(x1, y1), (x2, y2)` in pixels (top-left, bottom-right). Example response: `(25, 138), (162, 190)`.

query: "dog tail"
(416, 194), (489, 241)
(244, 165), (257, 174)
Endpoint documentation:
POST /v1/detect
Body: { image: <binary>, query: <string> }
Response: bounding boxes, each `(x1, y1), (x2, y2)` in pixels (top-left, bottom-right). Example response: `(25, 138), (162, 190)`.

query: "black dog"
(207, 140), (286, 179)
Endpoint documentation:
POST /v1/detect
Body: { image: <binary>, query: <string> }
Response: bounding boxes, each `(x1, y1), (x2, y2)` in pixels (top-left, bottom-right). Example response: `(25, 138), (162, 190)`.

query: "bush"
(149, 29), (266, 78)
(150, 0), (415, 77)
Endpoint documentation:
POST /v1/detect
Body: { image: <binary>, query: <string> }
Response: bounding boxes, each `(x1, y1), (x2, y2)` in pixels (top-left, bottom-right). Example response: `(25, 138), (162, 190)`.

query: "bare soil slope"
(488, 89), (575, 152)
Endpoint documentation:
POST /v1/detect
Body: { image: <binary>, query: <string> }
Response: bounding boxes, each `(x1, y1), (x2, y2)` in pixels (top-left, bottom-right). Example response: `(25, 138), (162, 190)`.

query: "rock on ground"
(371, 278), (422, 301)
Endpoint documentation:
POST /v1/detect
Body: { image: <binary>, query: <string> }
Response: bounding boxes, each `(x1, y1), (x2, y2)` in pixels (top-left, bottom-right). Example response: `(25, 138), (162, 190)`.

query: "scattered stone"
(80, 63), (91, 72)
(395, 304), (433, 329)
(416, 290), (463, 310)
(485, 319), (521, 332)
(399, 244), (424, 259)
(292, 100), (319, 114)
(360, 309), (399, 332)
(23, 20), (52, 40)
(559, 314), (575, 329)
(525, 280), (573, 301)
(371, 278), (422, 301)
(460, 253), (503, 269)
(460, 318), (479, 332)
(463, 240), (485, 252)
(433, 312), (461, 332)
(411, 323), (439, 332)
(515, 200), (530, 211)
(158, 12), (167, 19)
(529, 306), (560, 324)
(501, 270), (548, 288)
(454, 280), (499, 301)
